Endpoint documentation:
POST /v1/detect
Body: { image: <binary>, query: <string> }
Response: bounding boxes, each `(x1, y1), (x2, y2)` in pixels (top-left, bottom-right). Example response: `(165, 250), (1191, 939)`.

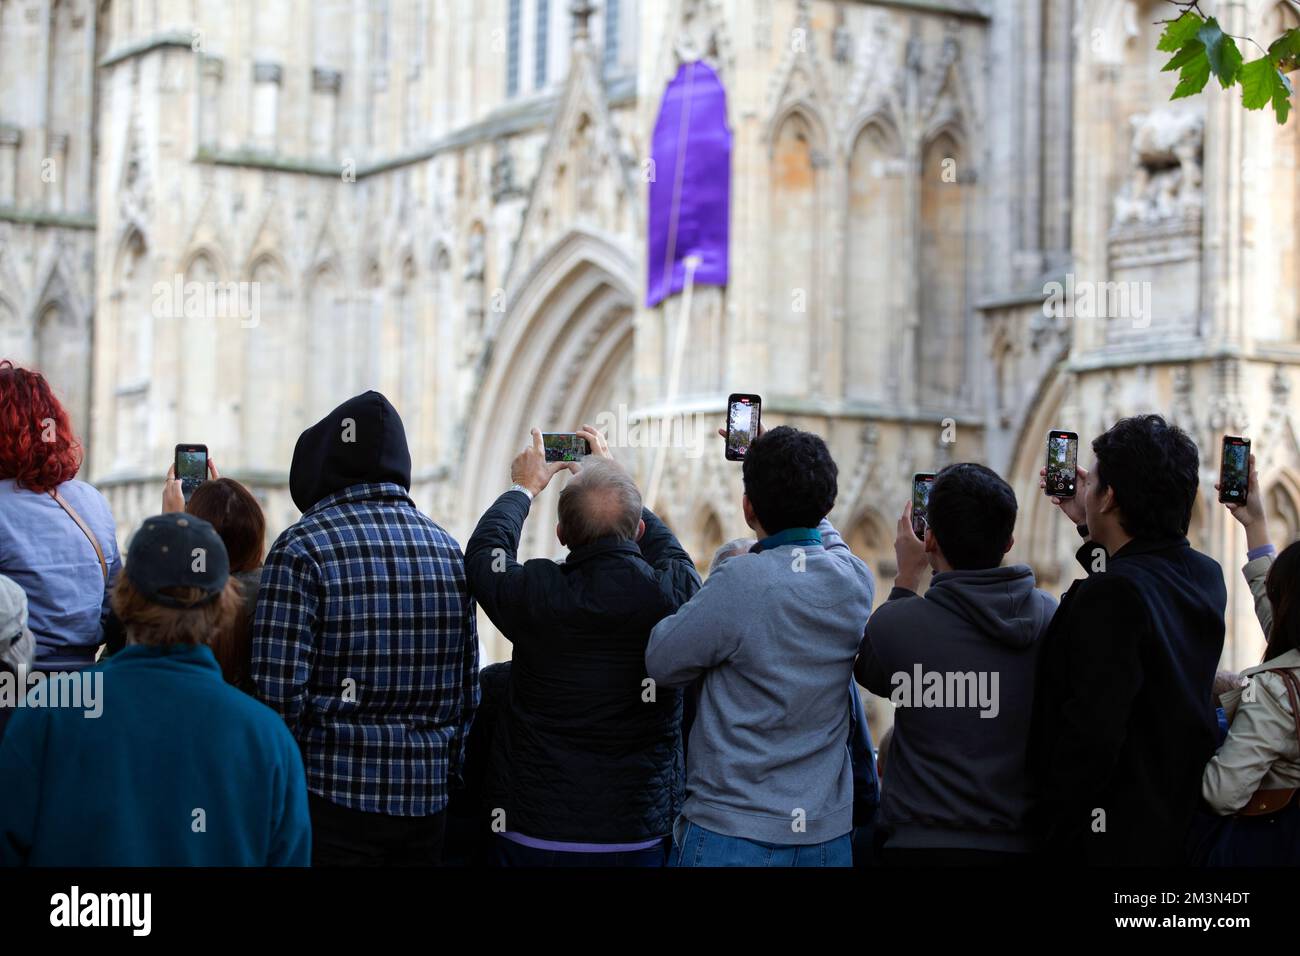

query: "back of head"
(557, 459), (643, 548)
(289, 390), (412, 512)
(1092, 414), (1198, 540)
(710, 537), (756, 574)
(187, 478), (266, 573)
(741, 426), (838, 533)
(927, 463), (1017, 570)
(114, 513), (240, 649)
(1264, 540), (1300, 662)
(0, 360), (83, 494)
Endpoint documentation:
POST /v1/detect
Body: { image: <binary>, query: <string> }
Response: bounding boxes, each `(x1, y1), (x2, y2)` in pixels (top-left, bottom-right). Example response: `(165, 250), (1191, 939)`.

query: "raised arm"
(638, 508), (702, 609)
(463, 491), (533, 638)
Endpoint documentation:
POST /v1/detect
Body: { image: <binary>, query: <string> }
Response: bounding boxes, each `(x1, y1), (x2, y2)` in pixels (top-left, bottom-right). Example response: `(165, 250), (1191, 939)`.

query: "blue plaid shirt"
(251, 482), (479, 817)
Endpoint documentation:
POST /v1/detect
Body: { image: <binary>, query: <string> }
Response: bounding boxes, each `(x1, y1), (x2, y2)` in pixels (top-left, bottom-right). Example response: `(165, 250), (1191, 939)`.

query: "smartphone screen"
(1219, 436), (1250, 504)
(725, 394), (761, 461)
(1045, 430), (1079, 499)
(175, 444), (208, 502)
(542, 433), (590, 463)
(911, 473), (936, 537)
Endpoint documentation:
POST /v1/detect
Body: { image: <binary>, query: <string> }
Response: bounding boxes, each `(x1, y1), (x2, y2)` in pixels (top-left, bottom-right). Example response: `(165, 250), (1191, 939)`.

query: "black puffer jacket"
(465, 491), (701, 843)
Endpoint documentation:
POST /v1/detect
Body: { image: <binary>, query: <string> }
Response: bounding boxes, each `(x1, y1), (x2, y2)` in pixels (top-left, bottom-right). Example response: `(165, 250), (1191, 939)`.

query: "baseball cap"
(125, 513), (230, 608)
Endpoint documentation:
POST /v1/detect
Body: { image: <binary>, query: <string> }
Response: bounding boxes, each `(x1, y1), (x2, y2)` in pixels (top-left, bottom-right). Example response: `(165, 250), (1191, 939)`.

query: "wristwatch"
(507, 483), (534, 502)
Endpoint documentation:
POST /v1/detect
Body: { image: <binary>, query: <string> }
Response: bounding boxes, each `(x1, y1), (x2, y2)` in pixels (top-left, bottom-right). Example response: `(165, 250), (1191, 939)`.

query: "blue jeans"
(668, 818), (853, 867)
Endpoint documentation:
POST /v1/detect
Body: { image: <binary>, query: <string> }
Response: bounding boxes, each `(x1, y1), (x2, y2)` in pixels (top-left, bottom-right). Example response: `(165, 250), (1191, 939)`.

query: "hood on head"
(289, 391), (411, 512)
(924, 564), (1055, 649)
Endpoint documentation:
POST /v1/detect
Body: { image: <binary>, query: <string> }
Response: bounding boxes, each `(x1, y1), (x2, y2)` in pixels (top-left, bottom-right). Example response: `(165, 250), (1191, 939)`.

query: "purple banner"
(646, 61), (731, 308)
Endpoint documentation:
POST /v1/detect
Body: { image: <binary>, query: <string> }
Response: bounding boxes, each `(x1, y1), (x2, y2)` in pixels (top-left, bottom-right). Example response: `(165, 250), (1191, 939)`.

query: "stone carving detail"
(1113, 108), (1204, 227)
(491, 139), (523, 204)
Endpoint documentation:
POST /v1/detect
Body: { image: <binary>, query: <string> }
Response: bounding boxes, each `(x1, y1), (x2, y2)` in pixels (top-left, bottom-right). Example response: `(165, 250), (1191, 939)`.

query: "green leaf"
(1198, 20), (1243, 88)
(1241, 55), (1280, 109)
(1162, 41), (1204, 73)
(1157, 11), (1205, 52)
(1269, 27), (1300, 74)
(1241, 56), (1294, 122)
(1267, 27), (1300, 63)
(1274, 70), (1294, 124)
(1171, 49), (1213, 99)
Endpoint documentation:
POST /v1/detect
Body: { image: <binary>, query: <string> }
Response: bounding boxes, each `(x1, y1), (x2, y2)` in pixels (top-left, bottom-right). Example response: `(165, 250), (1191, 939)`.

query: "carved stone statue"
(1113, 107), (1204, 226)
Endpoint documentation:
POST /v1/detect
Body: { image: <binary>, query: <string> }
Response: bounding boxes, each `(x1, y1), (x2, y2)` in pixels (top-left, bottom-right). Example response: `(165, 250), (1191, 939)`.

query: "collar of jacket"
(1244, 647), (1300, 677)
(752, 526), (822, 553)
(564, 535), (643, 567)
(302, 481), (414, 518)
(106, 641), (223, 674)
(1112, 535), (1190, 559)
(1075, 534), (1189, 566)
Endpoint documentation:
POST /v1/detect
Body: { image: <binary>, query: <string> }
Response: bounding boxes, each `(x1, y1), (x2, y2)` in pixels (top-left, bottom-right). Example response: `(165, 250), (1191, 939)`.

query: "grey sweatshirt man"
(855, 566), (1056, 853)
(645, 520), (875, 845)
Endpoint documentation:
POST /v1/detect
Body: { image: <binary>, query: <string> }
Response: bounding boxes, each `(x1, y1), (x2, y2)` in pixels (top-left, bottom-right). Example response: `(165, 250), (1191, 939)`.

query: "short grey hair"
(710, 537), (756, 574)
(557, 459), (643, 548)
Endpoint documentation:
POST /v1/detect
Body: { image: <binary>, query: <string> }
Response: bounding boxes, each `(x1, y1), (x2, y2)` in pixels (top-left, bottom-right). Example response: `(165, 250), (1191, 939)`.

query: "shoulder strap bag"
(1237, 667), (1300, 817)
(49, 488), (108, 581)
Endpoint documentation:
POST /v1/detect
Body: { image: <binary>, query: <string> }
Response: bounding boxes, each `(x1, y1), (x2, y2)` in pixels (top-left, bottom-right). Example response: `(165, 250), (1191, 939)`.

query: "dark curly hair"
(741, 425), (838, 534)
(1264, 541), (1300, 662)
(1092, 414), (1199, 541)
(927, 463), (1018, 570)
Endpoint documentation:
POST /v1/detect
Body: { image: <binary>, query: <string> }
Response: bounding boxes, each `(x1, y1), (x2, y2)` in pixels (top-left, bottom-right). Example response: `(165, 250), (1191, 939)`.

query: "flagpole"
(645, 254), (700, 509)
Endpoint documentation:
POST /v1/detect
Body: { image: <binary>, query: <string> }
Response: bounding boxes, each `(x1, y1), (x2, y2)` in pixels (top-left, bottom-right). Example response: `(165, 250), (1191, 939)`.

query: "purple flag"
(646, 61), (731, 308)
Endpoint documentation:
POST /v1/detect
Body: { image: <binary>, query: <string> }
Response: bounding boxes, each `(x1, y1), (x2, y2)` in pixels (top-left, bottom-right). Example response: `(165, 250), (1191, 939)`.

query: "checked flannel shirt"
(251, 482), (479, 817)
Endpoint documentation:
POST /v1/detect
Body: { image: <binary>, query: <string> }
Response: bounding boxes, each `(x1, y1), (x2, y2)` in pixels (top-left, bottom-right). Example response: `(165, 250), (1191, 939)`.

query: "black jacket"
(465, 491), (701, 843)
(1028, 536), (1226, 865)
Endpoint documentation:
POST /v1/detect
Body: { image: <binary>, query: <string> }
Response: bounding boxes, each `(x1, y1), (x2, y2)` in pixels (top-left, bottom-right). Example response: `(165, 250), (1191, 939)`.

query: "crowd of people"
(0, 357), (1296, 867)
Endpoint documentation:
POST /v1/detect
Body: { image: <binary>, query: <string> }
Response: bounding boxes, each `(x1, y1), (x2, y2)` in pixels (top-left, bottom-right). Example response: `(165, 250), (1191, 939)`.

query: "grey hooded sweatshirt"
(855, 565), (1056, 853)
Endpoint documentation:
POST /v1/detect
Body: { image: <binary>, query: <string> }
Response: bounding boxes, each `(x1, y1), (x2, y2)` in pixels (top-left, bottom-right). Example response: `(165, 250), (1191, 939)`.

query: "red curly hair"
(0, 360), (83, 493)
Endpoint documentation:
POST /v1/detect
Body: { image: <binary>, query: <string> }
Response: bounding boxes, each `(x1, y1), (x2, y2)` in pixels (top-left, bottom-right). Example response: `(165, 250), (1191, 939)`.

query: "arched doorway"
(458, 229), (638, 660)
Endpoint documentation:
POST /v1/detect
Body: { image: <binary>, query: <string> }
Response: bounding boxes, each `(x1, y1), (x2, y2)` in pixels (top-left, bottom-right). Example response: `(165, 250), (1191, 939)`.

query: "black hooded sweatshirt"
(856, 564), (1057, 853)
(289, 391), (412, 513)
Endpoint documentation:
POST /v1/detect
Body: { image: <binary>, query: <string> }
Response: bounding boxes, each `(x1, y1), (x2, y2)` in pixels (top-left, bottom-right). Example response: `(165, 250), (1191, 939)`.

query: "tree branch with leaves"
(1157, 0), (1300, 123)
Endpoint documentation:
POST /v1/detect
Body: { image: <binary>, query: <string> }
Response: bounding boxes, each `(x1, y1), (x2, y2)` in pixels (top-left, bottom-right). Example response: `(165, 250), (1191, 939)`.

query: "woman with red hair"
(0, 360), (121, 670)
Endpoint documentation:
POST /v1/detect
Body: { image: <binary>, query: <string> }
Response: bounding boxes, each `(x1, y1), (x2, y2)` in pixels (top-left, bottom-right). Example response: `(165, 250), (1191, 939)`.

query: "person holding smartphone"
(855, 463), (1056, 865)
(646, 425), (874, 867)
(463, 425), (701, 866)
(1216, 452), (1277, 638)
(1029, 415), (1226, 865)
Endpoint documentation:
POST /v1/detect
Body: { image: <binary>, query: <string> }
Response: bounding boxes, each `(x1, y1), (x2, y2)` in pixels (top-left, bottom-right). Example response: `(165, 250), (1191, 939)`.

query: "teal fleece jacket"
(0, 643), (310, 866)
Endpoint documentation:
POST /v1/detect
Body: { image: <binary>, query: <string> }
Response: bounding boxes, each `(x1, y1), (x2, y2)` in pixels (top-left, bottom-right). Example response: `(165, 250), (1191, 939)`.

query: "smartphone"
(1044, 430), (1079, 499)
(725, 393), (762, 461)
(175, 443), (208, 503)
(911, 472), (936, 538)
(542, 433), (591, 463)
(1219, 436), (1250, 504)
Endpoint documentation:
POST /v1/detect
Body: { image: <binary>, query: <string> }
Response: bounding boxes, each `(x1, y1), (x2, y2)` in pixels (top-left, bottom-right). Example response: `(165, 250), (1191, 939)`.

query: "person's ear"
(1004, 534), (1015, 555)
(556, 522), (565, 548)
(923, 527), (938, 554)
(742, 494), (755, 528)
(635, 518), (646, 542)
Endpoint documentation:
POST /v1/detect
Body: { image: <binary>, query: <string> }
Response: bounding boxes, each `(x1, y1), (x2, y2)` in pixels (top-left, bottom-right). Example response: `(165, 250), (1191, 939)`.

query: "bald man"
(464, 426), (701, 867)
